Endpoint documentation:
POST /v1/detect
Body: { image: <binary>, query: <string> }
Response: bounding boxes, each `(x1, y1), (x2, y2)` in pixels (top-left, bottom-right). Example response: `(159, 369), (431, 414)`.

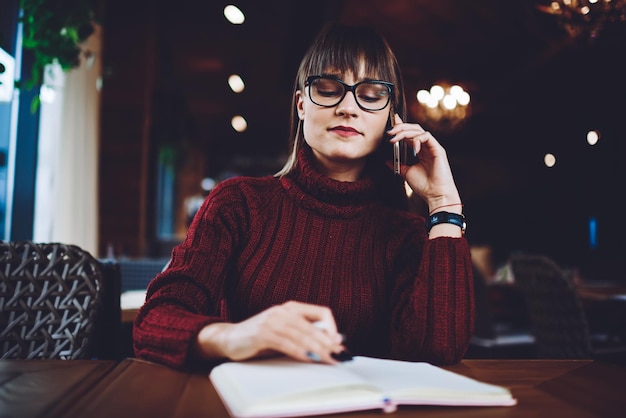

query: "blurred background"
(1, 0), (626, 280)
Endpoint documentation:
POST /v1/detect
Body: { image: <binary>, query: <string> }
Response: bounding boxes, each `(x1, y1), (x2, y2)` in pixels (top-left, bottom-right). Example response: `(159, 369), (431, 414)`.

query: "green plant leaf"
(18, 0), (98, 110)
(30, 94), (40, 114)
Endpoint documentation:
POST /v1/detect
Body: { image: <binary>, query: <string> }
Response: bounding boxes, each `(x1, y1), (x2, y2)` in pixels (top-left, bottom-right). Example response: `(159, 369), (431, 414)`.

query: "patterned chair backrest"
(509, 253), (592, 359)
(0, 241), (104, 359)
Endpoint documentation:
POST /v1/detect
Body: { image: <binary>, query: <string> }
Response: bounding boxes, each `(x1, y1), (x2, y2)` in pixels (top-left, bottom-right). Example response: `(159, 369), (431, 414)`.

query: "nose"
(335, 89), (359, 116)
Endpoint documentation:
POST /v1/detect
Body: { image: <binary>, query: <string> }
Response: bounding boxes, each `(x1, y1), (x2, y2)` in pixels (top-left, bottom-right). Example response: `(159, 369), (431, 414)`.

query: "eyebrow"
(319, 73), (383, 83)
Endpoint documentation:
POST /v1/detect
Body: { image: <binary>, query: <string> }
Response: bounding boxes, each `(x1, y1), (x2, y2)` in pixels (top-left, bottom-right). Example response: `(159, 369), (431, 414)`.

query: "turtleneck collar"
(279, 145), (379, 218)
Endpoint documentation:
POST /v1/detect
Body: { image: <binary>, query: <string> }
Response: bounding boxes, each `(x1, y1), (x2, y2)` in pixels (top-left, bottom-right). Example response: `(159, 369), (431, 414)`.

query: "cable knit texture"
(133, 146), (474, 370)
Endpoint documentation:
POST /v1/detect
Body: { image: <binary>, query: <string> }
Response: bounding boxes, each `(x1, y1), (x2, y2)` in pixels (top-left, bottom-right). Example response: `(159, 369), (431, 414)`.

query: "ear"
(296, 90), (305, 120)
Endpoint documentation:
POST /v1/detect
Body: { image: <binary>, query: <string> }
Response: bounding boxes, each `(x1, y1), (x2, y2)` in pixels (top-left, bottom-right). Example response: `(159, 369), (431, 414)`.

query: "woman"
(134, 23), (473, 370)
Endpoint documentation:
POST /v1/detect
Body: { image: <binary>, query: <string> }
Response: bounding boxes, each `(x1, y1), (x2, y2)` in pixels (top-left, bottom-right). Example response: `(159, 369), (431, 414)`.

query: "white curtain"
(33, 25), (102, 256)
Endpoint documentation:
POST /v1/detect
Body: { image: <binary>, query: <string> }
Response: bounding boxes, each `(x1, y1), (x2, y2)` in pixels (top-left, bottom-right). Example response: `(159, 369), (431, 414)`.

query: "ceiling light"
(415, 83), (471, 133)
(224, 5), (245, 25)
(231, 115), (247, 132)
(544, 153), (557, 168)
(228, 74), (245, 93)
(586, 130), (600, 145)
(538, 0), (626, 42)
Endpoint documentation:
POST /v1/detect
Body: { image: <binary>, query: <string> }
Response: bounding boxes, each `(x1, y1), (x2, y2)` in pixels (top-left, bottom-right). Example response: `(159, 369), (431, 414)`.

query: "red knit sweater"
(134, 147), (474, 370)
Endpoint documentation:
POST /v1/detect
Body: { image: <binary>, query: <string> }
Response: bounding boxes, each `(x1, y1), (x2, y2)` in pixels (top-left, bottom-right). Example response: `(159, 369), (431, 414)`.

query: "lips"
(330, 126), (360, 135)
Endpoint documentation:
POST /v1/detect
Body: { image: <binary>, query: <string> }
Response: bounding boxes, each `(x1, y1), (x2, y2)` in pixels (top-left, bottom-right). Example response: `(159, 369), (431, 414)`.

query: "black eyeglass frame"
(305, 75), (394, 111)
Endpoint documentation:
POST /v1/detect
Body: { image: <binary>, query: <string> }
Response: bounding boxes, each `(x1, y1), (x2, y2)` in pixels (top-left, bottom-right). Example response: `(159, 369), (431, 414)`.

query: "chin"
(328, 152), (370, 164)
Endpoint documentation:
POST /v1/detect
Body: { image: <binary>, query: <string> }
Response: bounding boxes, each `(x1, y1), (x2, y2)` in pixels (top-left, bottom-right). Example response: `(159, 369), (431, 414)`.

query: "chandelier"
(537, 0), (626, 41)
(414, 83), (471, 134)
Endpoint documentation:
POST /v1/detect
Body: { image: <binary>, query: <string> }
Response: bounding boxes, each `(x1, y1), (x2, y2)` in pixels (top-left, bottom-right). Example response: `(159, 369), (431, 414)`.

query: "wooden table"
(121, 307), (139, 323)
(0, 359), (116, 418)
(120, 289), (146, 323)
(577, 283), (626, 302)
(576, 282), (626, 351)
(3, 358), (625, 418)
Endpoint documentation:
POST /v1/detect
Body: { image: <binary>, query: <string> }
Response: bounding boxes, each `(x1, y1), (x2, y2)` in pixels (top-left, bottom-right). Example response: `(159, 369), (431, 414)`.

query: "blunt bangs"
(298, 25), (398, 89)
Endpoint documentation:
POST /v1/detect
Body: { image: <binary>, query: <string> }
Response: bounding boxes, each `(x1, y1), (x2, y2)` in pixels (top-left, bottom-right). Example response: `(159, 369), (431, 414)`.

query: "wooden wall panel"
(98, 0), (156, 257)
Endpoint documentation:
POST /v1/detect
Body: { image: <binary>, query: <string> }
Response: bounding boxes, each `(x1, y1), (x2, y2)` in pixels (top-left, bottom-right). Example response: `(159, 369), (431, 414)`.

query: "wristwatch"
(426, 211), (466, 235)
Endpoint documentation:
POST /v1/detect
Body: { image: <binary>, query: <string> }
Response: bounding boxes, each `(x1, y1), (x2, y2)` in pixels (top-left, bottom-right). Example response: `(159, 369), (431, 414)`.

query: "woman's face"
(296, 69), (391, 180)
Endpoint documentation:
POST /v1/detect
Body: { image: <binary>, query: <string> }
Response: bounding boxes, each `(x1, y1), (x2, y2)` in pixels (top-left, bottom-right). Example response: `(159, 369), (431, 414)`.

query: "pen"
(331, 350), (354, 362)
(312, 321), (354, 362)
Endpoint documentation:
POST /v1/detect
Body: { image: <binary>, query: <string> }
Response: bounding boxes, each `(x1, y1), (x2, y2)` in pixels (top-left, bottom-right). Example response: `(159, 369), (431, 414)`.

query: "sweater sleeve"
(390, 235), (474, 365)
(133, 180), (248, 370)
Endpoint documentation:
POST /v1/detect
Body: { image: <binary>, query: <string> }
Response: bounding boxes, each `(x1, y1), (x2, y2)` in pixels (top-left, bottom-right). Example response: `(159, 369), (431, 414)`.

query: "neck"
(311, 152), (366, 182)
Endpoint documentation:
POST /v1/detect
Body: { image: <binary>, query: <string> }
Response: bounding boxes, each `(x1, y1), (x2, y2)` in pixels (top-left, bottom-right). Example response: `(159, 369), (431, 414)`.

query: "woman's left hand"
(387, 114), (461, 210)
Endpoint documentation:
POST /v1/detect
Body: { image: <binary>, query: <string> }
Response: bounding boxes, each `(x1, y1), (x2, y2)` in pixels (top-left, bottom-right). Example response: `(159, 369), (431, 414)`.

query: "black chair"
(509, 253), (626, 360)
(468, 266), (536, 359)
(90, 259), (122, 359)
(117, 258), (170, 292)
(0, 241), (121, 360)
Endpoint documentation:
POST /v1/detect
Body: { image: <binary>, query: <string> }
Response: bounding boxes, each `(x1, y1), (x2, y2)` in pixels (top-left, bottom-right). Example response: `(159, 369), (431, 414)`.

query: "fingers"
(278, 302), (344, 364)
(266, 314), (341, 363)
(387, 114), (438, 157)
(385, 115), (459, 202)
(227, 301), (345, 364)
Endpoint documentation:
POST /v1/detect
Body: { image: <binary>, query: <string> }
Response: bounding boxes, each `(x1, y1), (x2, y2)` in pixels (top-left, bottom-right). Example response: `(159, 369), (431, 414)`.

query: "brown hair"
(275, 23), (407, 177)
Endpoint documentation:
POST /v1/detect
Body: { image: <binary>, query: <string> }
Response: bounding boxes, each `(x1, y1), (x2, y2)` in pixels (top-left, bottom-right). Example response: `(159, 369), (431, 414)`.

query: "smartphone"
(393, 141), (401, 175)
(387, 114), (417, 174)
(386, 111), (402, 175)
(388, 113), (413, 175)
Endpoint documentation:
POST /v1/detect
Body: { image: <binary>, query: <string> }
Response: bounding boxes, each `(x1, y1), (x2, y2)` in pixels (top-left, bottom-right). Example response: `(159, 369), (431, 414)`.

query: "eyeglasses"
(305, 75), (394, 111)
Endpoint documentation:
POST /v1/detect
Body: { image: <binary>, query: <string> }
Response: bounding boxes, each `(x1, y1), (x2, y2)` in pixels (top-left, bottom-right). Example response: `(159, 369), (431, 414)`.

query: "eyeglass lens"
(309, 78), (391, 111)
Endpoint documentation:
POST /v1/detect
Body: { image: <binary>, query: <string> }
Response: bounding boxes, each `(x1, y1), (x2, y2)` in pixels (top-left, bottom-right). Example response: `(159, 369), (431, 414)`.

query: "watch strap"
(426, 211), (466, 234)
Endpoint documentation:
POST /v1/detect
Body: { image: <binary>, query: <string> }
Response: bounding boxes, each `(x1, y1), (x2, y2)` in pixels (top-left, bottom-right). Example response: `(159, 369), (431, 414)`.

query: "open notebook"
(209, 356), (516, 418)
